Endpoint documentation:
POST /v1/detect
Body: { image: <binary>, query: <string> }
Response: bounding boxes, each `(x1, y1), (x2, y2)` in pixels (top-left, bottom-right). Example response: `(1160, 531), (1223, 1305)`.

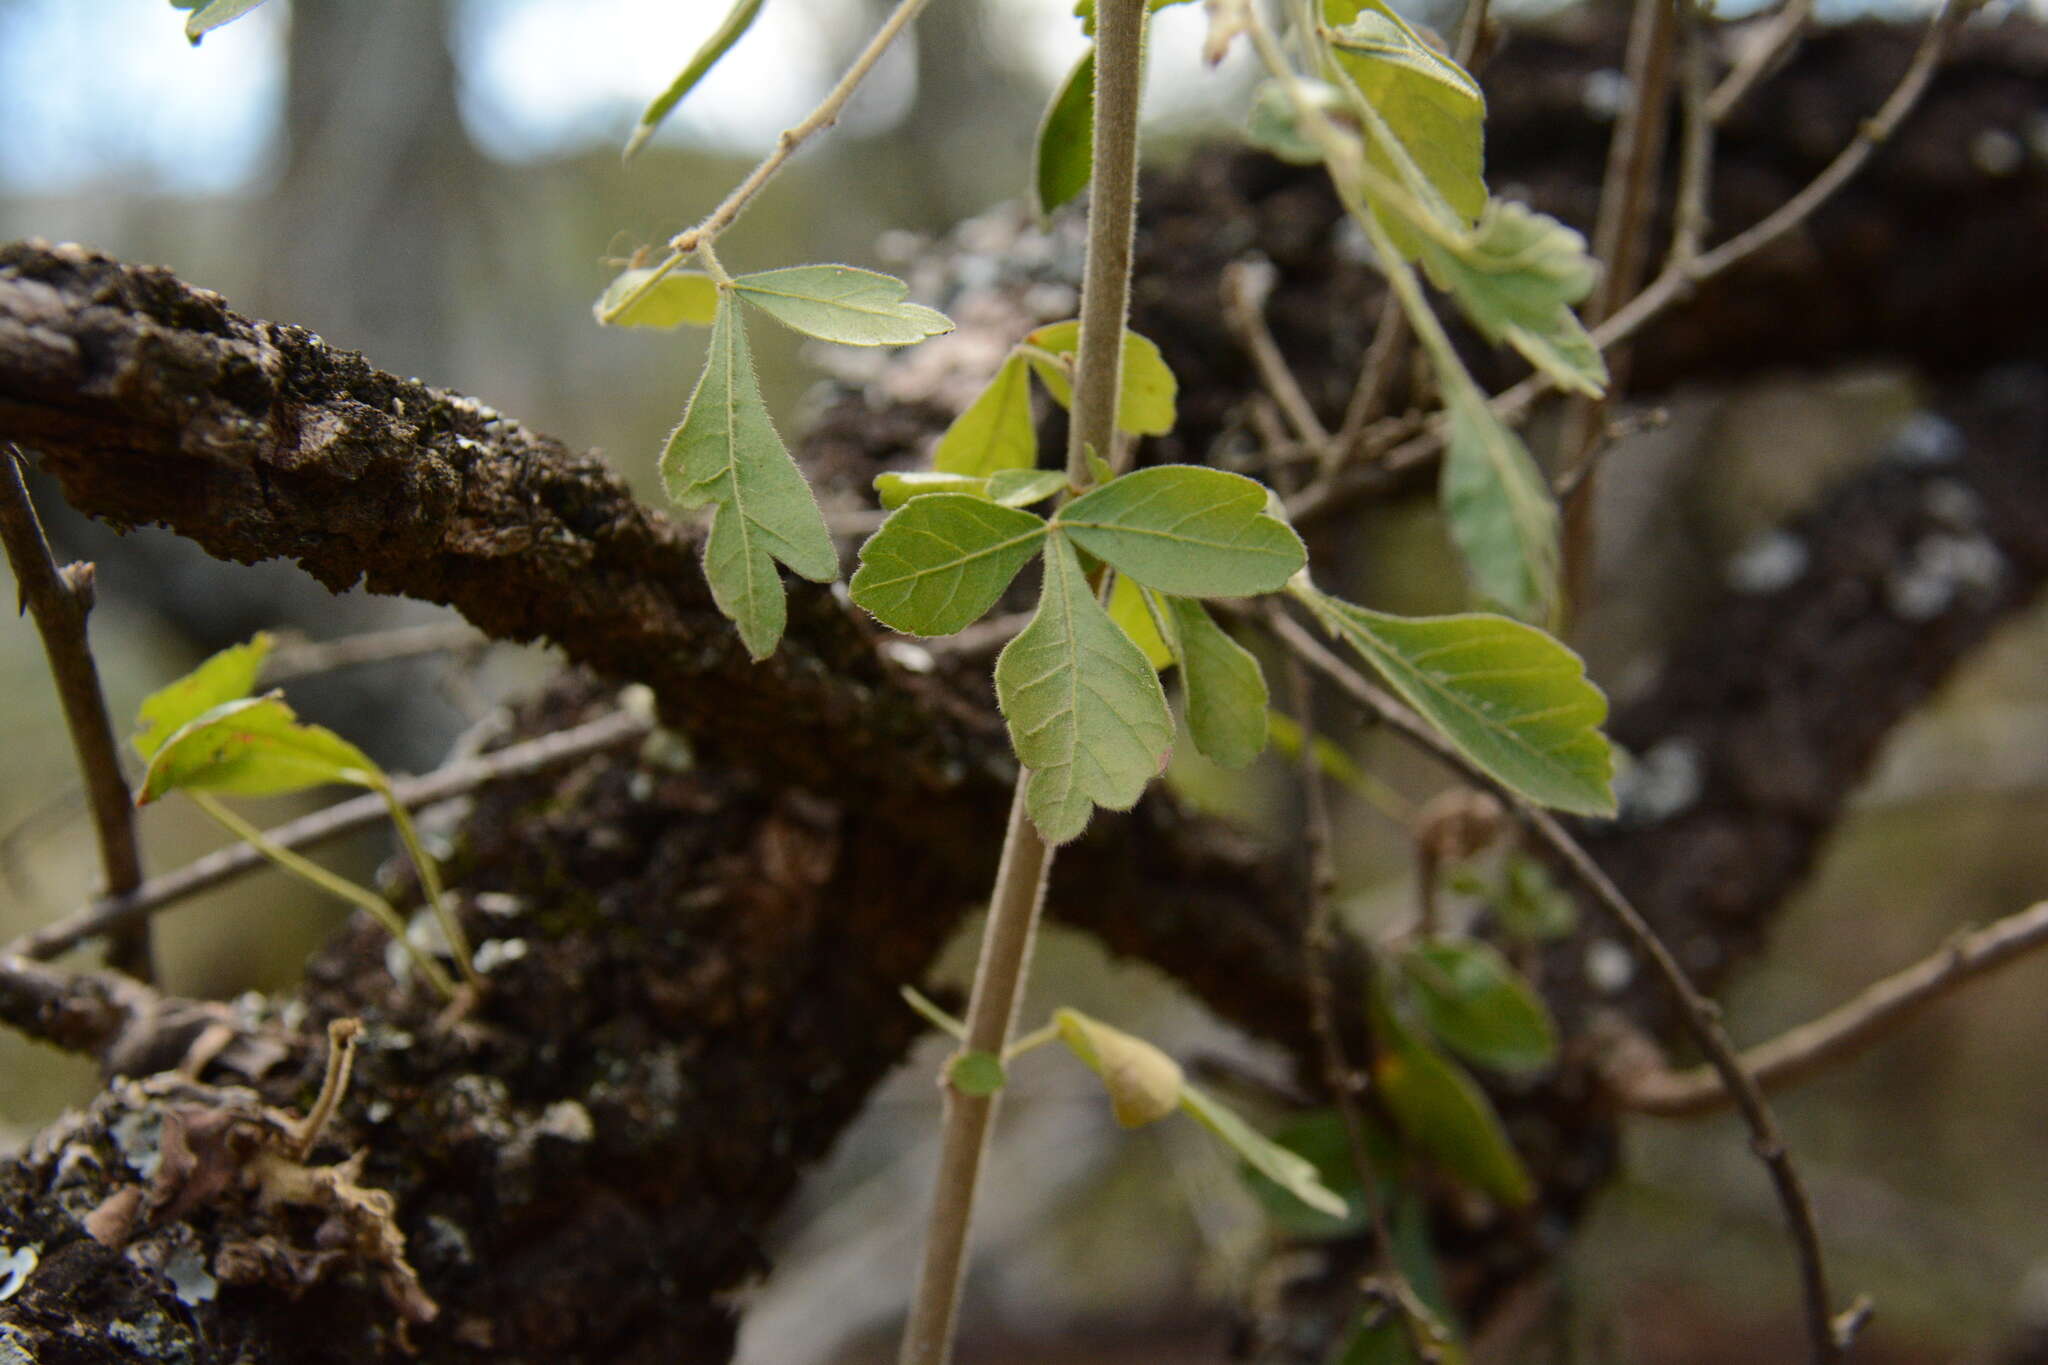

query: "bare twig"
(1328, 298), (1409, 474)
(6, 708), (650, 963)
(1707, 0), (1818, 124)
(262, 621), (484, 683)
(1265, 606), (1849, 1363)
(1223, 258), (1331, 449)
(1613, 900), (2048, 1118)
(1667, 0), (1716, 271)
(292, 1017), (363, 1161)
(0, 450), (149, 981)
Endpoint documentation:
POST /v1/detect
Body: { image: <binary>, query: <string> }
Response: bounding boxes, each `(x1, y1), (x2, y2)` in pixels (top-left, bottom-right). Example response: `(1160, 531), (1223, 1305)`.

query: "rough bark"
(0, 17), (2045, 1363)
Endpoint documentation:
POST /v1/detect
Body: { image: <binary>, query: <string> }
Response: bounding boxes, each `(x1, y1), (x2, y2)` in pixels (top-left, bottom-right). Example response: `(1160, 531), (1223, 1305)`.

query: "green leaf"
(175, 0), (273, 42)
(1035, 47), (1096, 219)
(933, 354), (1038, 477)
(1295, 586), (1614, 816)
(948, 1050), (1007, 1097)
(624, 0), (766, 160)
(137, 695), (380, 804)
(1373, 1012), (1534, 1206)
(133, 633), (272, 761)
(900, 984), (967, 1040)
(1419, 202), (1607, 397)
(1181, 1082), (1348, 1218)
(986, 469), (1068, 508)
(850, 494), (1048, 636)
(594, 268), (720, 329)
(1326, 2), (1486, 253)
(1055, 1007), (1184, 1127)
(1108, 573), (1175, 670)
(1024, 321), (1178, 437)
(1239, 1109), (1391, 1239)
(994, 534), (1174, 843)
(1399, 939), (1558, 1073)
(1168, 597), (1268, 768)
(874, 470), (989, 510)
(1246, 79), (1352, 165)
(661, 299), (838, 660)
(1057, 466), (1305, 597)
(1493, 852), (1577, 942)
(731, 265), (954, 347)
(1440, 386), (1560, 621)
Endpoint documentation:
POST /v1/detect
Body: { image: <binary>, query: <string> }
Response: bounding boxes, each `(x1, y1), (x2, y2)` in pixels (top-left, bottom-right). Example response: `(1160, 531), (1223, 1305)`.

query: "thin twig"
(0, 449), (150, 981)
(262, 622), (484, 683)
(1328, 298), (1409, 474)
(1667, 0), (1716, 272)
(1614, 900), (2048, 1118)
(1222, 259), (1331, 449)
(1265, 605), (1848, 1363)
(1707, 0), (1818, 124)
(7, 708), (650, 963)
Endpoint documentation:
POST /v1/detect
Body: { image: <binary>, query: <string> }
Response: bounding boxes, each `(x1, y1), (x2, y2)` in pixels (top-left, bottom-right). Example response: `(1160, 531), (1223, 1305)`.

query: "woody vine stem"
(896, 1), (1148, 1360)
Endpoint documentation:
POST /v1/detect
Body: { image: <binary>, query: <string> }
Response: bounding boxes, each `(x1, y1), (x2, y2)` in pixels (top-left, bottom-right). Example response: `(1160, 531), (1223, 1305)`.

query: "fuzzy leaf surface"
(594, 269), (720, 328)
(1055, 1008), (1184, 1127)
(1421, 202), (1607, 396)
(1035, 47), (1096, 218)
(850, 494), (1047, 636)
(1058, 466), (1305, 597)
(1025, 321), (1178, 437)
(661, 301), (837, 659)
(624, 0), (765, 159)
(1440, 387), (1560, 620)
(1108, 573), (1175, 670)
(986, 469), (1068, 508)
(1297, 587), (1614, 815)
(133, 633), (271, 760)
(933, 354), (1038, 476)
(732, 265), (953, 347)
(994, 534), (1173, 843)
(138, 695), (379, 804)
(1168, 597), (1268, 768)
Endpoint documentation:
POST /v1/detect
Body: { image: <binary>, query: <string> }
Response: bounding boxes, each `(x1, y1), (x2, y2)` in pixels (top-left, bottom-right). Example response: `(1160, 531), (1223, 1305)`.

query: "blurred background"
(2, 2), (2046, 1361)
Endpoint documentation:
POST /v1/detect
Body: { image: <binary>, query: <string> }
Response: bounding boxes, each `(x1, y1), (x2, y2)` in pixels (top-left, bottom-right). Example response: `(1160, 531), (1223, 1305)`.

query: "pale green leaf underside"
(1247, 79), (1348, 165)
(134, 632), (272, 760)
(874, 470), (990, 510)
(1440, 387), (1560, 621)
(1168, 596), (1269, 768)
(732, 264), (953, 347)
(594, 268), (720, 329)
(1181, 1081), (1349, 1218)
(850, 494), (1047, 636)
(995, 534), (1173, 843)
(1035, 47), (1096, 218)
(662, 301), (837, 660)
(1420, 202), (1607, 396)
(1025, 321), (1178, 437)
(139, 695), (379, 804)
(625, 0), (765, 160)
(1297, 586), (1614, 815)
(933, 354), (1039, 476)
(987, 469), (1068, 507)
(1108, 573), (1175, 670)
(1058, 465), (1306, 598)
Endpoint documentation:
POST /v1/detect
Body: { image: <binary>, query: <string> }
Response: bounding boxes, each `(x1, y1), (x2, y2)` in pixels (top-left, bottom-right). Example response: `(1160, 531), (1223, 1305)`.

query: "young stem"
(190, 792), (457, 1000)
(899, 4), (1150, 1361)
(374, 780), (482, 991)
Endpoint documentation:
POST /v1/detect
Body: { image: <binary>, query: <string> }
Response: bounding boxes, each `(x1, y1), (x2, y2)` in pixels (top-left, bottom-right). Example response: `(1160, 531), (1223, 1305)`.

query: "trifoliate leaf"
(850, 494), (1048, 636)
(1181, 1082), (1349, 1217)
(1024, 321), (1178, 437)
(1055, 1007), (1184, 1127)
(1419, 202), (1607, 396)
(1440, 386), (1560, 621)
(994, 534), (1174, 843)
(1294, 585), (1614, 816)
(933, 354), (1039, 476)
(594, 268), (720, 328)
(1057, 466), (1305, 597)
(1035, 47), (1096, 219)
(986, 469), (1068, 508)
(948, 1050), (1007, 1097)
(731, 264), (953, 347)
(1108, 573), (1175, 670)
(624, 0), (765, 160)
(1168, 597), (1268, 768)
(661, 299), (838, 659)
(133, 633), (271, 760)
(1399, 940), (1558, 1073)
(138, 695), (380, 804)
(174, 0), (272, 42)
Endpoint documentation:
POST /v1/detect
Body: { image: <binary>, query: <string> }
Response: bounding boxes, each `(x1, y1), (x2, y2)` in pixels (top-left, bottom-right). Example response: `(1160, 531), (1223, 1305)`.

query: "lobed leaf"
(138, 695), (380, 804)
(1295, 586), (1614, 815)
(1055, 1007), (1184, 1127)
(850, 494), (1048, 637)
(661, 300), (838, 659)
(933, 354), (1039, 477)
(624, 0), (766, 160)
(1181, 1081), (1349, 1218)
(731, 264), (953, 347)
(994, 533), (1173, 843)
(133, 633), (271, 761)
(594, 268), (720, 329)
(1034, 48), (1097, 219)
(1057, 465), (1305, 598)
(1024, 321), (1178, 437)
(1399, 940), (1558, 1073)
(1168, 596), (1269, 768)
(1440, 387), (1560, 621)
